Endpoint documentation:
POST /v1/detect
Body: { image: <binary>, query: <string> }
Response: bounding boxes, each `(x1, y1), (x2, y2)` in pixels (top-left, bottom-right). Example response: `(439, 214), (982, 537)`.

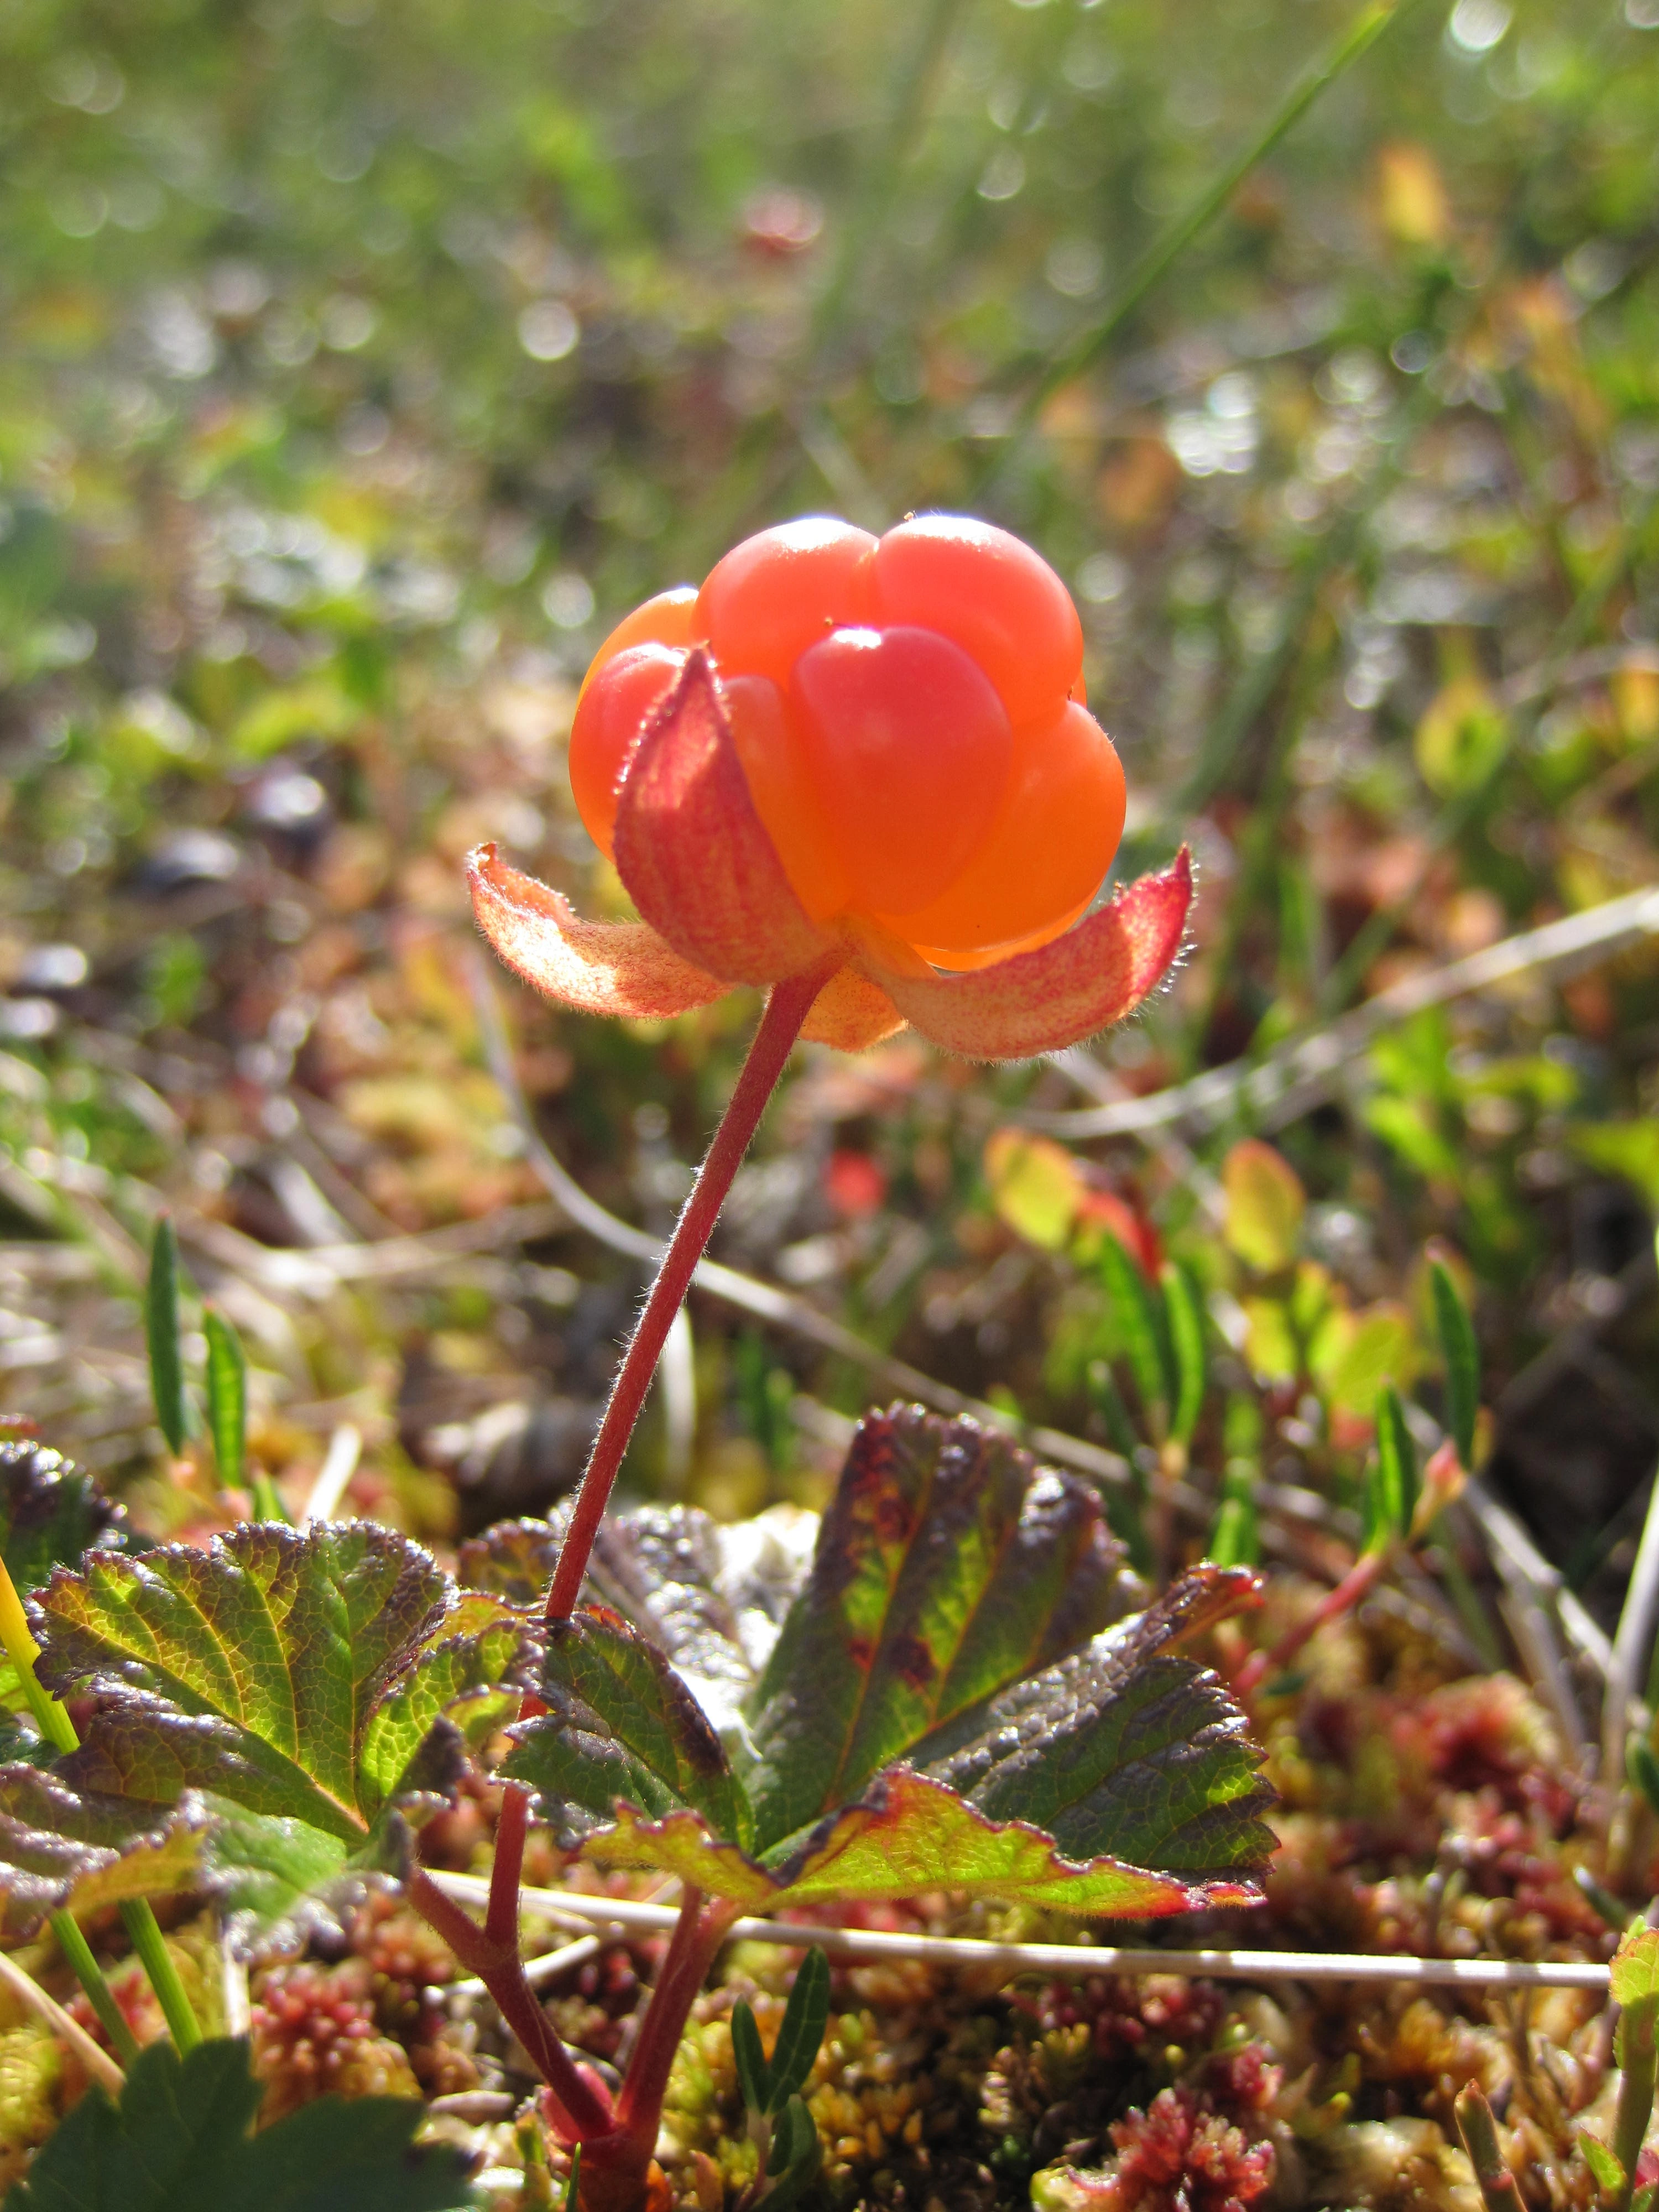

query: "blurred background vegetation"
(3, 0), (1658, 1629)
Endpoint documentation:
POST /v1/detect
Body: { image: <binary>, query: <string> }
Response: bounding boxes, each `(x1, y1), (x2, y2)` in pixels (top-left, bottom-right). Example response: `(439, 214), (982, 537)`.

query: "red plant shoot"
(415, 512), (1196, 2211)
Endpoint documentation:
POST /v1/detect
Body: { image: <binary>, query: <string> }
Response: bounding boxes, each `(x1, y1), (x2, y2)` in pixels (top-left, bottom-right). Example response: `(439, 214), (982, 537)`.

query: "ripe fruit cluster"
(569, 516), (1126, 970)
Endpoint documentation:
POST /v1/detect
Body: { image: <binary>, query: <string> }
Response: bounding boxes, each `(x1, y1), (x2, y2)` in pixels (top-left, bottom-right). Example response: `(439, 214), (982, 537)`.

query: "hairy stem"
(613, 1888), (738, 2142)
(543, 964), (830, 1626)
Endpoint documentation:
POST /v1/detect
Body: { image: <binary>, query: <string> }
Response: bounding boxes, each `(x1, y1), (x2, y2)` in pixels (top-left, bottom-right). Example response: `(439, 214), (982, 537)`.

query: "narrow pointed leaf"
(468, 841), (729, 1018)
(1581, 2133), (1626, 2195)
(146, 1219), (187, 1457)
(31, 1526), (507, 1849)
(613, 651), (833, 984)
(745, 1406), (1136, 1853)
(731, 1999), (771, 2113)
(856, 848), (1192, 1061)
(1430, 1259), (1480, 1469)
(1163, 1264), (1207, 1448)
(761, 2098), (823, 2209)
(766, 1946), (831, 2111)
(0, 1441), (127, 1595)
(1099, 1234), (1173, 1429)
(1, 2035), (473, 2212)
(907, 1564), (1273, 1875)
(505, 1602), (750, 1845)
(1368, 1385), (1416, 1552)
(203, 1308), (247, 1494)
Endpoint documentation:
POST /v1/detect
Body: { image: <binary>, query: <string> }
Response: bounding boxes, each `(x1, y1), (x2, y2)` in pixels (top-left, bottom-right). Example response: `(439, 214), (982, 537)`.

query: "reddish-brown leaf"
(613, 651), (834, 985)
(467, 843), (728, 1020)
(859, 847), (1194, 1060)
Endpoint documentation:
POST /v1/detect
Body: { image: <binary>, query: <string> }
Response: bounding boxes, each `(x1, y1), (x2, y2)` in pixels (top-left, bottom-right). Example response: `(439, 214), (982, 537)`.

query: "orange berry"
(568, 643), (687, 857)
(885, 701), (1125, 964)
(872, 515), (1083, 728)
(722, 672), (849, 922)
(577, 587), (699, 702)
(789, 625), (1012, 913)
(696, 518), (877, 692)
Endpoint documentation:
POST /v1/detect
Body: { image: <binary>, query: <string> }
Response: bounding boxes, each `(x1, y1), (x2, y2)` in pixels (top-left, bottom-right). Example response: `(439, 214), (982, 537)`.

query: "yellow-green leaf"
(1222, 1141), (1305, 1272)
(984, 1130), (1084, 1251)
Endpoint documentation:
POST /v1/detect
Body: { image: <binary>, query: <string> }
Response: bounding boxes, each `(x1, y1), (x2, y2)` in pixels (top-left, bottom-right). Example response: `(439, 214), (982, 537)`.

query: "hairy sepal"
(612, 651), (834, 985)
(800, 963), (906, 1051)
(859, 847), (1194, 1060)
(468, 842), (728, 1019)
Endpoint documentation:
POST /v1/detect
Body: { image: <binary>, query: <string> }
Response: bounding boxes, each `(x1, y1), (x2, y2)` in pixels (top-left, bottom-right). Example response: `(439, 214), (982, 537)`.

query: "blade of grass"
(49, 1908), (141, 2067)
(145, 1217), (187, 1457)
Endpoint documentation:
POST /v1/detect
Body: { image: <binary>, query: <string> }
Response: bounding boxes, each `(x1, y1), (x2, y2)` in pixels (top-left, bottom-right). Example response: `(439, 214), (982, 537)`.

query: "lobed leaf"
(0, 1441), (127, 1597)
(907, 1565), (1274, 1877)
(0, 1764), (204, 1936)
(1, 2035), (473, 2212)
(505, 1603), (750, 1846)
(745, 1405), (1137, 1852)
(32, 1525), (518, 1856)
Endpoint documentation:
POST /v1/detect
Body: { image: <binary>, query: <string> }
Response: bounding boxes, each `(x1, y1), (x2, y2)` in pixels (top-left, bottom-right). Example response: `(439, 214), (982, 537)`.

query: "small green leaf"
(984, 1129), (1084, 1250)
(1099, 1234), (1174, 1429)
(34, 1525), (507, 1854)
(0, 1441), (127, 1595)
(1207, 1463), (1259, 1571)
(0, 2035), (473, 2211)
(766, 1947), (830, 2111)
(731, 1998), (771, 2114)
(1430, 1259), (1480, 1469)
(761, 2097), (822, 2209)
(1580, 2132), (1626, 2197)
(1630, 1738), (1659, 1820)
(1369, 1385), (1418, 1550)
(506, 1603), (751, 1846)
(745, 1407), (1135, 1855)
(146, 1220), (187, 1458)
(1222, 1140), (1305, 1273)
(1162, 1264), (1207, 1448)
(203, 1308), (247, 1496)
(1612, 1921), (1659, 2010)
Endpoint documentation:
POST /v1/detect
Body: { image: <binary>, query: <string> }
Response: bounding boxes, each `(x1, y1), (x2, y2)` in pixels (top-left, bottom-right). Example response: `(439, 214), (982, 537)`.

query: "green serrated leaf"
(203, 1309), (247, 1495)
(0, 1441), (127, 1595)
(506, 1603), (751, 1846)
(200, 1803), (351, 1952)
(766, 1946), (830, 2111)
(907, 1564), (1274, 1877)
(745, 1407), (1136, 1855)
(1162, 1265), (1207, 1448)
(1099, 1234), (1175, 1430)
(1430, 1260), (1480, 1469)
(0, 1764), (204, 1937)
(578, 1569), (1272, 1921)
(358, 1611), (524, 1819)
(1580, 2132), (1625, 2197)
(731, 1998), (771, 2114)
(1369, 1384), (1417, 1549)
(33, 1525), (510, 1859)
(1, 2034), (473, 2211)
(146, 1220), (187, 1459)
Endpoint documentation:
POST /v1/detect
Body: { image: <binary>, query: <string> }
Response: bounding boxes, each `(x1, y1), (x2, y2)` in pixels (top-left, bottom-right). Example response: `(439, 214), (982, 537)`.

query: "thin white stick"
(299, 1423), (362, 1528)
(429, 1872), (1611, 1992)
(1605, 1468), (1659, 1782)
(221, 1924), (252, 2038)
(0, 1945), (126, 2094)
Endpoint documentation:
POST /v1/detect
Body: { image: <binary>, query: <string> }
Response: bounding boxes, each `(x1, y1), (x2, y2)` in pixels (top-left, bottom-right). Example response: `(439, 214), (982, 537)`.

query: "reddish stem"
(406, 1863), (613, 2141)
(613, 1887), (739, 2141)
(1233, 1546), (1387, 1700)
(543, 961), (833, 1626)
